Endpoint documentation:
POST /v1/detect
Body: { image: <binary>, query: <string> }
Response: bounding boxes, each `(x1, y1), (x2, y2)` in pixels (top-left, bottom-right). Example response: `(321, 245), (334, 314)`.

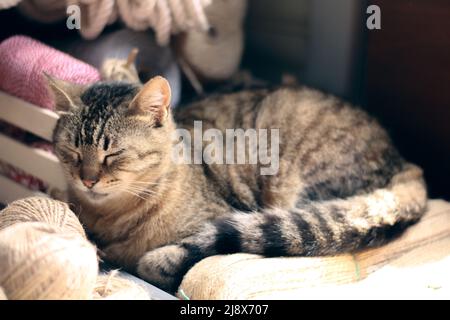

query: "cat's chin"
(83, 191), (110, 203)
(88, 190), (108, 198)
(73, 187), (113, 203)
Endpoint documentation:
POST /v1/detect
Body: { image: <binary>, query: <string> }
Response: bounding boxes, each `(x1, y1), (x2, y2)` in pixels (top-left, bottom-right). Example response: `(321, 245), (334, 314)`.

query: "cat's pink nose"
(82, 179), (97, 189)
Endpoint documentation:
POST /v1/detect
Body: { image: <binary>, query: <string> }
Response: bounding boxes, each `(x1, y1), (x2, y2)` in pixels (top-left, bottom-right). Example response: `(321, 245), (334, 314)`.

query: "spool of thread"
(0, 35), (100, 110)
(0, 222), (98, 300)
(0, 197), (86, 239)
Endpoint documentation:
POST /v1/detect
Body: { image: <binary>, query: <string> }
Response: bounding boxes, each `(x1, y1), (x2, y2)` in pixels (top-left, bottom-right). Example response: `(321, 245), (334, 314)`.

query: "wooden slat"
(0, 91), (58, 142)
(0, 134), (66, 190)
(0, 175), (47, 204)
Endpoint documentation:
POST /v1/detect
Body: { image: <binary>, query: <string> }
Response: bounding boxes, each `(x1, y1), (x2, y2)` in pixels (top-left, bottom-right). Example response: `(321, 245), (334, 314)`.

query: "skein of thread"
(0, 196), (86, 239)
(0, 35), (100, 110)
(0, 222), (99, 300)
(14, 0), (212, 46)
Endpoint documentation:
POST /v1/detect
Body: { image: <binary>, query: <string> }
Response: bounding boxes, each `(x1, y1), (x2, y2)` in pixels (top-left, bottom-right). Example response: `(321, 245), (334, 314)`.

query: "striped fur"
(49, 65), (427, 294)
(138, 163), (426, 292)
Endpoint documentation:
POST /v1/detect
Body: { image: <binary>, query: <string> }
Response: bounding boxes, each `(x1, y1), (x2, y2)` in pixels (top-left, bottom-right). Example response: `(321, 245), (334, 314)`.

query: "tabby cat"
(47, 63), (427, 293)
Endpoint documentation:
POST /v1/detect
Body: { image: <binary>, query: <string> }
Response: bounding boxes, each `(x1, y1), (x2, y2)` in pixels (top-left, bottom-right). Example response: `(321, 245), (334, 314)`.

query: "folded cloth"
(0, 35), (100, 110)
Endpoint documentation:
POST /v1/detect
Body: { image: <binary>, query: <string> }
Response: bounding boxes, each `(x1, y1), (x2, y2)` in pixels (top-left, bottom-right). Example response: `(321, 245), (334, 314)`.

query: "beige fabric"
(180, 200), (450, 299)
(176, 0), (246, 81)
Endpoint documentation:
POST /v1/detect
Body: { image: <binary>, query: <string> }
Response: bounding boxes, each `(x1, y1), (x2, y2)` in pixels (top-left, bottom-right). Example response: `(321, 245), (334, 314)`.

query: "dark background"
(365, 0), (450, 200)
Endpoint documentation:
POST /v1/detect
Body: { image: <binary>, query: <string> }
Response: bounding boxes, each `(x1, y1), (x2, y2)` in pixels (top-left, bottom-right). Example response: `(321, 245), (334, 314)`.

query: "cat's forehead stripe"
(80, 82), (137, 106)
(78, 82), (138, 146)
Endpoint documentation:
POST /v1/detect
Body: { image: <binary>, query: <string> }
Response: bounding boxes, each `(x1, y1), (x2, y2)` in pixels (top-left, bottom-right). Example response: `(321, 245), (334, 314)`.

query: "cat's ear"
(43, 73), (84, 113)
(129, 76), (171, 125)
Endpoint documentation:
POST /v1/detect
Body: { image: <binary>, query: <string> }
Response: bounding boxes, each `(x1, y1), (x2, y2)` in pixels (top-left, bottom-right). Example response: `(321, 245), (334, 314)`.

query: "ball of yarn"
(0, 222), (98, 300)
(0, 35), (100, 110)
(0, 197), (86, 239)
(93, 271), (151, 300)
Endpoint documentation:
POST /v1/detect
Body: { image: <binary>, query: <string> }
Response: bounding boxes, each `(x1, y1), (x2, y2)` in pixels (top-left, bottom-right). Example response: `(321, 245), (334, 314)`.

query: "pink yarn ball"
(0, 35), (100, 110)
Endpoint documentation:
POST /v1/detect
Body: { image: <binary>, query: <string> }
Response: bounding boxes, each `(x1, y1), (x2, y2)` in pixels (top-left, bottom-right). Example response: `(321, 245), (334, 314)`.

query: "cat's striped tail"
(138, 163), (427, 292)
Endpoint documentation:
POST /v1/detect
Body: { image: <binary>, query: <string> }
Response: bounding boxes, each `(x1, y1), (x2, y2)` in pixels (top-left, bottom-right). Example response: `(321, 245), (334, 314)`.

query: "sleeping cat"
(47, 69), (427, 293)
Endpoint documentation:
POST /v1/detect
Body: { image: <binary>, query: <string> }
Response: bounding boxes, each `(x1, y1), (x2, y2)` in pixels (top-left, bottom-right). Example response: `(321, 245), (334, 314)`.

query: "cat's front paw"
(137, 244), (201, 293)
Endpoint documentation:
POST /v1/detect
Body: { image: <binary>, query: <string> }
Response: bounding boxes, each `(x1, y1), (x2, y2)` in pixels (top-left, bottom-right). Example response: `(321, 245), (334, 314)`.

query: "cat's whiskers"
(129, 181), (161, 186)
(127, 184), (158, 194)
(129, 182), (191, 198)
(122, 188), (149, 201)
(126, 185), (160, 200)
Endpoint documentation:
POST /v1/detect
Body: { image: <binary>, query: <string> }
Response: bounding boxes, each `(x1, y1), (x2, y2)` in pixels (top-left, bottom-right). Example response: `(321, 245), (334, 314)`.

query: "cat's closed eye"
(103, 149), (125, 167)
(60, 146), (81, 165)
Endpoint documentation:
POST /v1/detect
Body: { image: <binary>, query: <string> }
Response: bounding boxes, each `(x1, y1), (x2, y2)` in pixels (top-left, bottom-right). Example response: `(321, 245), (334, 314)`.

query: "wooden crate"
(0, 91), (66, 204)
